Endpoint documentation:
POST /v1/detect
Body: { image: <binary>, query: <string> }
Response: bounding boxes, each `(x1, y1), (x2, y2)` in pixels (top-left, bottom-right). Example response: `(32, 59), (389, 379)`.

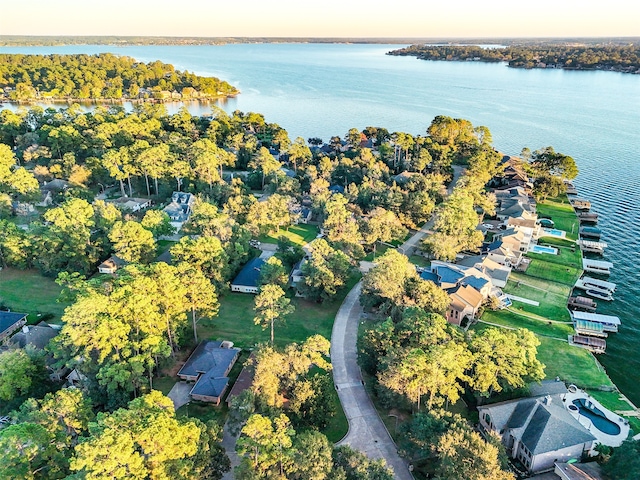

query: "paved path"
(167, 381), (191, 410)
(331, 282), (414, 480)
(505, 294), (540, 306)
(221, 421), (241, 480)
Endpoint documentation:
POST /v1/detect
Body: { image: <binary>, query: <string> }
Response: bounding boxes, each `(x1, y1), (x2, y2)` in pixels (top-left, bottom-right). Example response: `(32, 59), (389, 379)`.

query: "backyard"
(0, 268), (67, 323)
(258, 223), (319, 246)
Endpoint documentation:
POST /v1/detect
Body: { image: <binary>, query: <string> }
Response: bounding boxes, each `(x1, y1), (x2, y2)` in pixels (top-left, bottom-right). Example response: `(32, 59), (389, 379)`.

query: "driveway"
(331, 282), (414, 480)
(167, 381), (191, 410)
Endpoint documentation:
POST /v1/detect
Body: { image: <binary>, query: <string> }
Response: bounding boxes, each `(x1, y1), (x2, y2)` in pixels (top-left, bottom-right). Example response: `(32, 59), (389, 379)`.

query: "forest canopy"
(0, 53), (238, 102)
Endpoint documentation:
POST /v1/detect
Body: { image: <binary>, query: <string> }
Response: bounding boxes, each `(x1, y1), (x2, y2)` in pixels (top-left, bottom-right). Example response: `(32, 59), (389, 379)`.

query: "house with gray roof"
(163, 191), (195, 229)
(177, 340), (241, 405)
(0, 311), (28, 343)
(478, 388), (596, 474)
(231, 257), (265, 294)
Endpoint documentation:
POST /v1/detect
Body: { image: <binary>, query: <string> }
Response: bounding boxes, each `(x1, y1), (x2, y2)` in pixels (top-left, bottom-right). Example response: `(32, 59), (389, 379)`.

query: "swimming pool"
(572, 398), (621, 436)
(542, 228), (566, 238)
(530, 245), (558, 255)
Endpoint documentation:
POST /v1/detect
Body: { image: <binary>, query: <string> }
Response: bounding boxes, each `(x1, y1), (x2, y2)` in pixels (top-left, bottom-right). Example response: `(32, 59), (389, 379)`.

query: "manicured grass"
(537, 196), (579, 241)
(0, 268), (67, 323)
(481, 310), (573, 339)
(258, 224), (319, 246)
(323, 385), (349, 443)
(200, 273), (361, 349)
(535, 336), (612, 389)
(409, 255), (431, 268)
(503, 279), (572, 321)
(526, 243), (582, 270)
(524, 258), (582, 286)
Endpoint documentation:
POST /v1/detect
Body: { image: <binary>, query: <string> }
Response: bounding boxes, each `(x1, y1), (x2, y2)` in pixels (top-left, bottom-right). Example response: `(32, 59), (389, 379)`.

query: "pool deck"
(562, 388), (630, 446)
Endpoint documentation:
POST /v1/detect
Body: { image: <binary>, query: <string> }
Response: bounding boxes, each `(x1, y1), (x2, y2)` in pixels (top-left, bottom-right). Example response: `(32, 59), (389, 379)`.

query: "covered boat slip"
(580, 226), (602, 239)
(573, 319), (608, 337)
(575, 276), (616, 293)
(572, 310), (621, 333)
(569, 334), (606, 353)
(578, 211), (598, 224)
(567, 296), (597, 312)
(578, 239), (607, 254)
(570, 198), (592, 210)
(582, 258), (613, 275)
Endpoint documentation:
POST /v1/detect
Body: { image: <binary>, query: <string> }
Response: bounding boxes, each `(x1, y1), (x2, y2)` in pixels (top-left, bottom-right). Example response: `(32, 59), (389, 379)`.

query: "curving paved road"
(331, 282), (414, 480)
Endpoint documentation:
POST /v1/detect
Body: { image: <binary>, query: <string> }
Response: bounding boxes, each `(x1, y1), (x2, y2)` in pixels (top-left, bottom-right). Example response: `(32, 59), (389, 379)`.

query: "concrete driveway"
(331, 282), (414, 480)
(167, 381), (192, 410)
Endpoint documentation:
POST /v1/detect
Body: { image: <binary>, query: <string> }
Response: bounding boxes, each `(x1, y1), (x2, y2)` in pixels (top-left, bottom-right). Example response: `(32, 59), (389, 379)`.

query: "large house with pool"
(478, 382), (597, 474)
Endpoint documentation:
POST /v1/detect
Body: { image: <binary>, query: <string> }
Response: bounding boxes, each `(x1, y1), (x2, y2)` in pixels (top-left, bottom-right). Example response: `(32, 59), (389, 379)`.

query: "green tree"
(530, 146), (578, 180)
(322, 193), (364, 259)
(177, 263), (219, 343)
(0, 348), (40, 401)
(259, 256), (289, 288)
(469, 327), (545, 397)
(0, 422), (56, 480)
(109, 220), (156, 264)
(253, 284), (295, 344)
(359, 207), (407, 258)
(249, 146), (281, 189)
(299, 238), (352, 301)
(602, 439), (640, 480)
(170, 235), (228, 289)
(141, 209), (175, 238)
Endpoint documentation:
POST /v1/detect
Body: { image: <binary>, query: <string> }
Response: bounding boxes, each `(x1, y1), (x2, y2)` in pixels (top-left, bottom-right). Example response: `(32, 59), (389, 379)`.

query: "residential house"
(422, 261), (492, 326)
(0, 311), (28, 343)
(289, 259), (307, 296)
(163, 192), (195, 230)
(230, 258), (265, 294)
(9, 323), (66, 381)
(488, 156), (532, 191)
(478, 387), (596, 474)
(392, 171), (420, 185)
(495, 228), (528, 253)
(97, 255), (126, 274)
(177, 340), (241, 405)
(494, 187), (537, 221)
(107, 196), (152, 212)
(41, 179), (70, 194)
(446, 284), (483, 326)
(457, 255), (511, 288)
(485, 240), (523, 268)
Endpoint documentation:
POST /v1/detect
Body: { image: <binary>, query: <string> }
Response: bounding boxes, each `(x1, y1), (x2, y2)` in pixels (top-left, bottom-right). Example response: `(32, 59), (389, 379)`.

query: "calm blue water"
(2, 44), (640, 404)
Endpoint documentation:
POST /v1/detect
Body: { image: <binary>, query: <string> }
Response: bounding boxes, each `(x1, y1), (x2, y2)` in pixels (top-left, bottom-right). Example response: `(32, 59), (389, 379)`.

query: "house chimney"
(543, 395), (552, 405)
(22, 325), (29, 333)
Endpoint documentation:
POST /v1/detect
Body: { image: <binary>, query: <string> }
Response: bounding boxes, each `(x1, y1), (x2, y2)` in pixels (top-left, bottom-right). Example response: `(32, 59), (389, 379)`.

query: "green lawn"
(523, 258), (582, 286)
(409, 255), (431, 268)
(258, 224), (319, 246)
(0, 268), (67, 323)
(503, 279), (572, 321)
(481, 310), (573, 339)
(536, 336), (612, 389)
(526, 243), (582, 270)
(154, 376), (177, 395)
(537, 196), (579, 241)
(363, 243), (392, 262)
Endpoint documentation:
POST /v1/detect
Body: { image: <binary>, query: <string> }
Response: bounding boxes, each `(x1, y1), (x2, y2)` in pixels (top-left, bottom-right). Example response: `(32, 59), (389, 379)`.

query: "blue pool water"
(572, 399), (621, 436)
(530, 245), (558, 255)
(543, 228), (565, 237)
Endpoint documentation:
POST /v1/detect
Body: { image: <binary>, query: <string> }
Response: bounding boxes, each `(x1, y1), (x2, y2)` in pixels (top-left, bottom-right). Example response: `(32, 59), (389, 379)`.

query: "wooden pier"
(568, 296), (597, 312)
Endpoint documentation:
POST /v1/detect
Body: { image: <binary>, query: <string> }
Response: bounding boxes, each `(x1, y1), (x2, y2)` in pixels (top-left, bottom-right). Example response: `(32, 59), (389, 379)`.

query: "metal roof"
(572, 311), (621, 326)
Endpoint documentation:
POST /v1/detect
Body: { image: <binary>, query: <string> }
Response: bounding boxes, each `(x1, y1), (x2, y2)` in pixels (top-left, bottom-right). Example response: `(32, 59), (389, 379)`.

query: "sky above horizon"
(2, 1), (639, 38)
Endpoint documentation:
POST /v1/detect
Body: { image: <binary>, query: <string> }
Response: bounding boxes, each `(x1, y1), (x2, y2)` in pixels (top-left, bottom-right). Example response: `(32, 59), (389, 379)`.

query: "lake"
(2, 43), (640, 404)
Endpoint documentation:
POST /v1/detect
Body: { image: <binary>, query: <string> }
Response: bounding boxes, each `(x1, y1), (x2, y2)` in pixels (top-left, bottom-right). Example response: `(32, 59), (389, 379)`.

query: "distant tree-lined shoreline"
(388, 44), (640, 74)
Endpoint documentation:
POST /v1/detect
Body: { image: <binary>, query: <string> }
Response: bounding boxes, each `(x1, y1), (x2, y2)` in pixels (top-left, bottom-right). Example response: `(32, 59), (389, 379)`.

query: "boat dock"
(583, 258), (613, 275)
(574, 276), (616, 301)
(573, 319), (608, 338)
(565, 182), (578, 195)
(570, 198), (592, 211)
(568, 296), (597, 312)
(569, 334), (606, 353)
(578, 239), (607, 255)
(580, 226), (602, 239)
(578, 212), (598, 224)
(572, 311), (621, 333)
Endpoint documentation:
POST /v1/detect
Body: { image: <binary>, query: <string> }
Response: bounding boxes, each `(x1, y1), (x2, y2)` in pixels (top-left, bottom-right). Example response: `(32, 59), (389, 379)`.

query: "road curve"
(331, 282), (414, 480)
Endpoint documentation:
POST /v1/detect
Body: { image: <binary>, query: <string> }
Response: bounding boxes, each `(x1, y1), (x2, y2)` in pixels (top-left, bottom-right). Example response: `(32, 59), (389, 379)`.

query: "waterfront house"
(0, 311), (29, 343)
(478, 393), (596, 474)
(554, 461), (603, 480)
(177, 340), (241, 405)
(446, 284), (483, 326)
(230, 257), (266, 294)
(457, 255), (512, 288)
(485, 240), (523, 268)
